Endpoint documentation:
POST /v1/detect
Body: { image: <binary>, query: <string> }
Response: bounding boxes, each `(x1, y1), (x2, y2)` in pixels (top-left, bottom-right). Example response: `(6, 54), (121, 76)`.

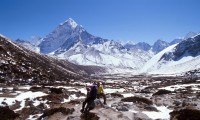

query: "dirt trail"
(59, 98), (131, 120)
(61, 106), (131, 120)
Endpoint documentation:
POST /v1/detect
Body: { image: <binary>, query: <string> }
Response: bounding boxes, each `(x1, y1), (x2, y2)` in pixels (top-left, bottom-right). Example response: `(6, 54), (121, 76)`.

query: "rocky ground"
(0, 74), (200, 120)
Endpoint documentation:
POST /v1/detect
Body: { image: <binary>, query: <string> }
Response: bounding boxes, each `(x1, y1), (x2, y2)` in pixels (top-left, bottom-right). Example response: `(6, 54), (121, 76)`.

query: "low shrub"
(30, 86), (43, 92)
(170, 108), (200, 120)
(40, 93), (66, 103)
(153, 89), (172, 96)
(0, 106), (19, 120)
(110, 93), (123, 98)
(121, 96), (153, 105)
(49, 87), (63, 94)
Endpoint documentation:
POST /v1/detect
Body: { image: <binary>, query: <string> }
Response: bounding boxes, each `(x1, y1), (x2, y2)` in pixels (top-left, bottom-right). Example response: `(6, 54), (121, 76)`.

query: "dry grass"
(0, 93), (17, 98)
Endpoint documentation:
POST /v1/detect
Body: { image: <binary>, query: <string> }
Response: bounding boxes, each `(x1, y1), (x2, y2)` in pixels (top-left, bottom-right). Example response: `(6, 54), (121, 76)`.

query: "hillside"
(0, 34), (105, 85)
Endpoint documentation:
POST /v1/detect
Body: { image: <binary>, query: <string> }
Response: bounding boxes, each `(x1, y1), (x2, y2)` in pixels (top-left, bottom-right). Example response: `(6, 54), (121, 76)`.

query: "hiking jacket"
(97, 85), (104, 94)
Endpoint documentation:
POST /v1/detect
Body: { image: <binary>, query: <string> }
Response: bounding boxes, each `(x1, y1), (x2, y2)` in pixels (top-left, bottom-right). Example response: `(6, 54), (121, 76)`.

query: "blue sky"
(0, 0), (199, 44)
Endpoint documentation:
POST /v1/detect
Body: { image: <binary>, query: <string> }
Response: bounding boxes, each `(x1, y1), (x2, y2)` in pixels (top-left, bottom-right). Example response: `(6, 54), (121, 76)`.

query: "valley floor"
(1, 74), (200, 120)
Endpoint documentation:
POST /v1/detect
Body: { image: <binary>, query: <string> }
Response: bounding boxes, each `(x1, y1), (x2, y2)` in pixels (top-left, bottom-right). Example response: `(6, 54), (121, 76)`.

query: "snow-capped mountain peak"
(141, 33), (200, 75)
(40, 18), (110, 54)
(15, 38), (41, 53)
(0, 34), (7, 39)
(62, 18), (78, 29)
(152, 39), (169, 53)
(39, 18), (83, 54)
(191, 32), (200, 39)
(124, 42), (151, 51)
(184, 32), (197, 39)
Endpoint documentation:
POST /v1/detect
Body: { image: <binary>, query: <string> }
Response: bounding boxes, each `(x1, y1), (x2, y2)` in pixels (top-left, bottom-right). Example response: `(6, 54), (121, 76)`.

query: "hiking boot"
(80, 109), (84, 113)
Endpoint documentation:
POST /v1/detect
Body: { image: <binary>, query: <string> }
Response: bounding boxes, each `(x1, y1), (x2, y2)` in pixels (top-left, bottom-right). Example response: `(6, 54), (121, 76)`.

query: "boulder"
(116, 106), (129, 111)
(10, 100), (21, 110)
(173, 100), (181, 106)
(121, 96), (153, 105)
(133, 112), (152, 120)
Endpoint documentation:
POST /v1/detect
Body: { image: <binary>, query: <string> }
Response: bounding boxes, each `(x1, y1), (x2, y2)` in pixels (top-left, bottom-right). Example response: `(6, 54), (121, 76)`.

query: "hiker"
(97, 82), (106, 104)
(80, 83), (97, 113)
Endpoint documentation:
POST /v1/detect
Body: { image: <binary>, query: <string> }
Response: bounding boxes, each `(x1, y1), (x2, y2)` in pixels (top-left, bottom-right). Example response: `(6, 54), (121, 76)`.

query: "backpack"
(90, 86), (97, 99)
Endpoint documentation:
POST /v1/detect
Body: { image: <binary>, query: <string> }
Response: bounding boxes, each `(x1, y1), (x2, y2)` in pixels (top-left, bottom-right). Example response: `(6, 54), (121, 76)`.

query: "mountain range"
(14, 18), (200, 75)
(140, 33), (200, 75)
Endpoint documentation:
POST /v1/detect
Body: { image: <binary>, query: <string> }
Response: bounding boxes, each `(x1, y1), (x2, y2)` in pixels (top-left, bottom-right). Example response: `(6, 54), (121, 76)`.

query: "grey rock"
(173, 100), (181, 106)
(133, 112), (152, 120)
(116, 106), (129, 111)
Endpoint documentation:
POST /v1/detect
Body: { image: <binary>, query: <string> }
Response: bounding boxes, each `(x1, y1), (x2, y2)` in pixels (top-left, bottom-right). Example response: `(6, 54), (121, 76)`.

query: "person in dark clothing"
(80, 84), (97, 113)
